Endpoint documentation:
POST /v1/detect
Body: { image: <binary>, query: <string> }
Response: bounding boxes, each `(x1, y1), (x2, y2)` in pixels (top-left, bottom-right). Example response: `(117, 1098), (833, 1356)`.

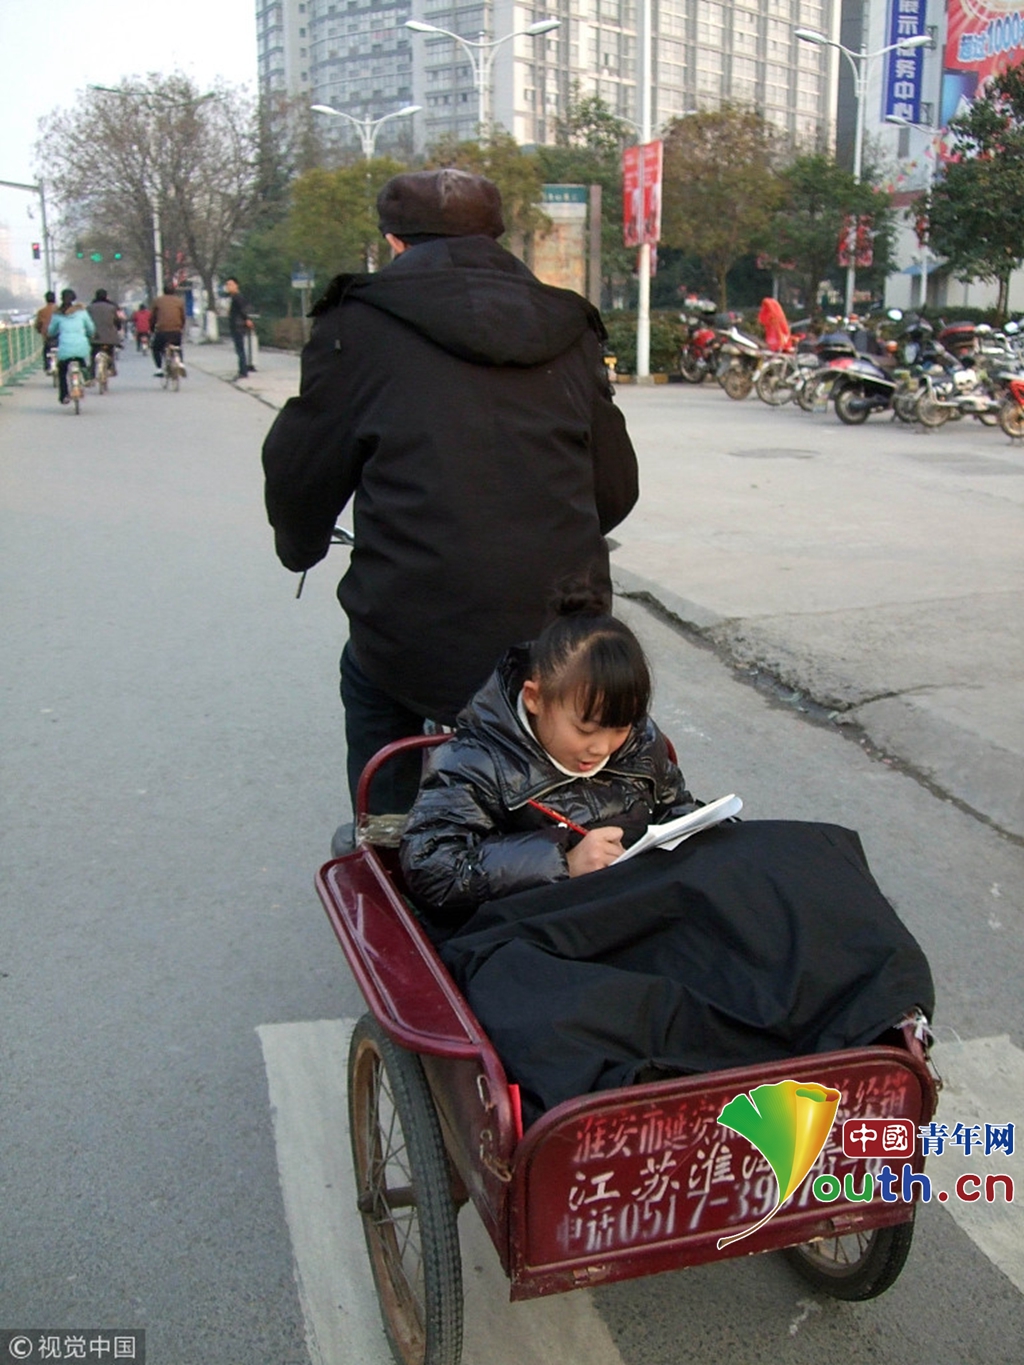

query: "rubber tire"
(782, 1215), (915, 1301)
(349, 1014), (464, 1365)
(755, 359), (792, 406)
(678, 352), (707, 383)
(892, 388), (919, 424)
(976, 410), (999, 426)
(797, 372), (831, 413)
(999, 400), (1024, 438)
(723, 367), (753, 400)
(917, 394), (951, 428)
(834, 384), (871, 425)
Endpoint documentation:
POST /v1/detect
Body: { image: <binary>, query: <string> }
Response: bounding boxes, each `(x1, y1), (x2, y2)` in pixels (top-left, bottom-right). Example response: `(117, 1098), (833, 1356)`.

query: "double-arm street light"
(310, 103), (422, 158)
(405, 17), (560, 136)
(795, 26), (932, 315)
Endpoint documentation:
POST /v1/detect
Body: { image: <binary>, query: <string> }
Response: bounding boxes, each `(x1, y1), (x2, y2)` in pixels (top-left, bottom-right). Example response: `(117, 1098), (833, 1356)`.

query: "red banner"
(942, 0), (1024, 125)
(622, 141), (663, 248)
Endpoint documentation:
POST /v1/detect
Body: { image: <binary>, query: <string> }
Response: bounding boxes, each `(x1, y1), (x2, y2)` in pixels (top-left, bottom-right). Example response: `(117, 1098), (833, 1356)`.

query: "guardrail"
(0, 323), (39, 389)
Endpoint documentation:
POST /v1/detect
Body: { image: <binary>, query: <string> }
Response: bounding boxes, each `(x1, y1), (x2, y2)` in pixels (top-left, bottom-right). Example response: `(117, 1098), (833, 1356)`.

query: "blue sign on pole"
(884, 0), (928, 124)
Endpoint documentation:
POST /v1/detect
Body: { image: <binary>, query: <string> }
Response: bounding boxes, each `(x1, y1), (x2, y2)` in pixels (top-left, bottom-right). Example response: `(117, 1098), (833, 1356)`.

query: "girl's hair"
(59, 289), (76, 313)
(528, 582), (651, 728)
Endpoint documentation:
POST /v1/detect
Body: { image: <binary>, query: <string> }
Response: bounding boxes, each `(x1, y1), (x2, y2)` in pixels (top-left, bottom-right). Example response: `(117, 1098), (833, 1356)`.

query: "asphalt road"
(1, 347), (1022, 1365)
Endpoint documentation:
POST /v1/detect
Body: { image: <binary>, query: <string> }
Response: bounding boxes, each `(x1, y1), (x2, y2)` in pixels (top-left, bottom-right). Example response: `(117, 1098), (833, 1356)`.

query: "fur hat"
(377, 168), (505, 240)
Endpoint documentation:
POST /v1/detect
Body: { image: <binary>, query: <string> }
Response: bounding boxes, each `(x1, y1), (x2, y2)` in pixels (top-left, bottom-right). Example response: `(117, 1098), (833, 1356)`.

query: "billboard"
(622, 141), (663, 248)
(884, 0), (929, 123)
(942, 0), (1024, 125)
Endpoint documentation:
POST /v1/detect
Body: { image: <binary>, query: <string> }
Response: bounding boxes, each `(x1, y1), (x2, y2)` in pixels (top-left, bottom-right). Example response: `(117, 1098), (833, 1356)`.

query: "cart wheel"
(349, 1014), (463, 1365)
(782, 1214), (915, 1301)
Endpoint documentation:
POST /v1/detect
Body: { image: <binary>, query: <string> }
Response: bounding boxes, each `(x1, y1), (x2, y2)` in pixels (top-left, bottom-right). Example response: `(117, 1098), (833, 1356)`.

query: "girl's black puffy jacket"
(399, 647), (697, 926)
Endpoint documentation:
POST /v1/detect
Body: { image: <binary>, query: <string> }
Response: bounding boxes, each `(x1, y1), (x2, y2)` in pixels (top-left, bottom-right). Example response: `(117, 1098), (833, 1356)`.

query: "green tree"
(661, 105), (782, 309)
(928, 60), (1024, 317)
(285, 158), (408, 280)
(537, 90), (635, 305)
(769, 153), (894, 314)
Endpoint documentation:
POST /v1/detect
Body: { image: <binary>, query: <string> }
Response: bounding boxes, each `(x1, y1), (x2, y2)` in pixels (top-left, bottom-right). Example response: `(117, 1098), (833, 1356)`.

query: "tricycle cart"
(316, 736), (939, 1365)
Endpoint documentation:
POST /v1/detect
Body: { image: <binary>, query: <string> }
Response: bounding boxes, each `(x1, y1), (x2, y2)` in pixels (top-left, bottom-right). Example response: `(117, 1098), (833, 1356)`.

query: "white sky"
(0, 0), (258, 296)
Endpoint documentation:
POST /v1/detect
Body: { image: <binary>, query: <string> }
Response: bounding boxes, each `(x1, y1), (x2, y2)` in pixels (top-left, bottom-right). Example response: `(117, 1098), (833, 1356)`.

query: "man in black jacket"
(262, 169), (639, 840)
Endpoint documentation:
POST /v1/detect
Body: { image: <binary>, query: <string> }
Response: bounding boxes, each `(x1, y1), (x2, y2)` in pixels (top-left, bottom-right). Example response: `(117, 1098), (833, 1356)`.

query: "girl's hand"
(567, 827), (624, 876)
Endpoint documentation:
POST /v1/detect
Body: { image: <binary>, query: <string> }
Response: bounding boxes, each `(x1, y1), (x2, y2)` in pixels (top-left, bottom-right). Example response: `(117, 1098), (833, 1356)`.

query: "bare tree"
(37, 74), (259, 308)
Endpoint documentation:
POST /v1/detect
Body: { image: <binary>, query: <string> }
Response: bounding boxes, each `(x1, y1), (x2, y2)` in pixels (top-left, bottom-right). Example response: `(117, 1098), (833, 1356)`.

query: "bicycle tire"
(782, 1215), (915, 1301)
(723, 367), (753, 400)
(755, 359), (793, 406)
(917, 394), (951, 428)
(998, 399), (1024, 438)
(349, 1014), (463, 1365)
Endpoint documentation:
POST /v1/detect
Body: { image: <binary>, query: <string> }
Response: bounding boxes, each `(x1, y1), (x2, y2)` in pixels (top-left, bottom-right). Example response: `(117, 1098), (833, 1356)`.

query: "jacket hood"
(457, 647), (659, 806)
(314, 236), (604, 367)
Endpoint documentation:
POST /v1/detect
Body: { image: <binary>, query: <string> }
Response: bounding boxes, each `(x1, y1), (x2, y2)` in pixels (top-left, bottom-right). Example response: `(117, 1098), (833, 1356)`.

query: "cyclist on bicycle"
(34, 291), (57, 369)
(87, 289), (122, 380)
(47, 289), (95, 404)
(151, 282), (186, 378)
(132, 303), (152, 352)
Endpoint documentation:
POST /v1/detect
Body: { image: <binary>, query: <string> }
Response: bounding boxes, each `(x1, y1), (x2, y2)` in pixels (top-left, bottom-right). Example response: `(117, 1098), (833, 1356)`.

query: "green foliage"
(221, 218), (295, 318)
(661, 105), (782, 309)
(928, 60), (1024, 316)
(286, 158), (408, 280)
(603, 311), (687, 375)
(767, 153), (894, 314)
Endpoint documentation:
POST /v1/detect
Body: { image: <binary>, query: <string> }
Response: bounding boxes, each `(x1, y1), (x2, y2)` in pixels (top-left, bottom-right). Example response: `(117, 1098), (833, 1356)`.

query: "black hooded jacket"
(262, 236), (639, 721)
(399, 647), (697, 926)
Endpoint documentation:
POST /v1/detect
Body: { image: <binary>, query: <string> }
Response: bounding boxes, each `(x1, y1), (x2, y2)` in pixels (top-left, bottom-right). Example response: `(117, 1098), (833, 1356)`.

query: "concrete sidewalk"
(194, 341), (1024, 843)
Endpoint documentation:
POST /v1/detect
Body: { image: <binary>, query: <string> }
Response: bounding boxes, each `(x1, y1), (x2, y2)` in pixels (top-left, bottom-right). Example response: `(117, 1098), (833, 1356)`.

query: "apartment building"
(257, 0), (839, 153)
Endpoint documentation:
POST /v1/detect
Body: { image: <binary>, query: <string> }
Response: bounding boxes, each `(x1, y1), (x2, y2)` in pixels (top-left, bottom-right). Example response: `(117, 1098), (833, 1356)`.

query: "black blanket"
(439, 821), (934, 1126)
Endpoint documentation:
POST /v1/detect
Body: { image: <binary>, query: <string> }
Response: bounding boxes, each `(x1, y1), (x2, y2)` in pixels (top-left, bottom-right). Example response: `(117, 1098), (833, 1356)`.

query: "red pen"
(527, 798), (590, 837)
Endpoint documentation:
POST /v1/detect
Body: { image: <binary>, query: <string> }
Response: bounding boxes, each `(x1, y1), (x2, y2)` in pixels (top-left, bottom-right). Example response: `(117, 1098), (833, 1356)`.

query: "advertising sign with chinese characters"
(621, 141), (663, 249)
(942, 0), (1024, 125)
(884, 0), (928, 124)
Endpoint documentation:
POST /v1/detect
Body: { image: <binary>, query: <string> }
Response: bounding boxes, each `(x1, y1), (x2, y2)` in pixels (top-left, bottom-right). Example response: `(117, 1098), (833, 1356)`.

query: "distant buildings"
(257, 0), (839, 155)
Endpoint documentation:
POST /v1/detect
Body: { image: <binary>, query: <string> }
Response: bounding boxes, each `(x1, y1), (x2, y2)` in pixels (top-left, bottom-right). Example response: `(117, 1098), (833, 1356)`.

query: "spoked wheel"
(797, 372), (833, 413)
(783, 1215), (915, 1301)
(917, 394), (951, 428)
(755, 359), (794, 406)
(892, 387), (919, 423)
(999, 400), (1024, 438)
(677, 351), (707, 383)
(834, 384), (871, 425)
(349, 1014), (463, 1365)
(723, 367), (754, 400)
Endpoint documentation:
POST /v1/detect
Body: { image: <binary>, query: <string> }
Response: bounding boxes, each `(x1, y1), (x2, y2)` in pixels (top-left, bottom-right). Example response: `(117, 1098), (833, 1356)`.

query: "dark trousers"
(339, 641), (432, 815)
(57, 358), (84, 403)
(231, 330), (248, 377)
(152, 330), (182, 370)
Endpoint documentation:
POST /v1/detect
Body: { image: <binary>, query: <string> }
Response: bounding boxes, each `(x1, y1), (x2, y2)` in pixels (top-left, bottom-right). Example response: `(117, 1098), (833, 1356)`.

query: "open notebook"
(611, 794), (743, 864)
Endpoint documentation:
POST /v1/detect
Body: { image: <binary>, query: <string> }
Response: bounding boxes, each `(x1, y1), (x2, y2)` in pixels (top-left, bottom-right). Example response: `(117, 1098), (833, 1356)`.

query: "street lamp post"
(310, 103), (422, 159)
(795, 27), (931, 316)
(0, 177), (53, 295)
(886, 113), (937, 308)
(405, 18), (560, 137)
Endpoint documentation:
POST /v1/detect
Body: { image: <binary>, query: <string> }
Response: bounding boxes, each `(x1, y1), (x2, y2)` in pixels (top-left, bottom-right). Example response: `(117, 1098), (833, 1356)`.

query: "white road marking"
(929, 1035), (1024, 1293)
(257, 1018), (628, 1365)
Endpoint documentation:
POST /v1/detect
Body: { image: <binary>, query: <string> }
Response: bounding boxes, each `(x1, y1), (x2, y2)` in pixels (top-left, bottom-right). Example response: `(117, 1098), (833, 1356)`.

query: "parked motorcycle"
(716, 324), (765, 399)
(832, 352), (900, 424)
(676, 300), (721, 383)
(998, 374), (1024, 438)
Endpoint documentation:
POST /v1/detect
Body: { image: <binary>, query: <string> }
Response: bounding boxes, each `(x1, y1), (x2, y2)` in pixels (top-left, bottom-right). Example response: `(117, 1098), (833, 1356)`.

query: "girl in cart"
(399, 582), (700, 925)
(398, 585), (933, 1124)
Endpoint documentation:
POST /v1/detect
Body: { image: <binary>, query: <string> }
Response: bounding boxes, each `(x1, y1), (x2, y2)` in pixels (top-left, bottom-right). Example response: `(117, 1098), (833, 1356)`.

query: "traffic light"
(90, 252), (103, 263)
(113, 249), (123, 260)
(31, 241), (41, 260)
(76, 242), (84, 258)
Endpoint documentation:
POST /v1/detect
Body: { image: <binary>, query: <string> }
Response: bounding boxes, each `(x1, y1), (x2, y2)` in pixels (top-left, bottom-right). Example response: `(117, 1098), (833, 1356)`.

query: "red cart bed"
(315, 736), (938, 1365)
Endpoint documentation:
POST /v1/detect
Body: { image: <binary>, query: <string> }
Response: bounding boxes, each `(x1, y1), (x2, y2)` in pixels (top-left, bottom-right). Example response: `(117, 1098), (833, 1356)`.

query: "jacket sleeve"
(587, 336), (639, 533)
(400, 746), (570, 923)
(647, 721), (700, 821)
(261, 313), (367, 573)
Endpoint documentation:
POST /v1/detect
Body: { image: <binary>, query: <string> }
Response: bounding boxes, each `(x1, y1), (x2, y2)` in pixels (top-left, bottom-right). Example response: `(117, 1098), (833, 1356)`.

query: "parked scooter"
(716, 323), (765, 399)
(998, 374), (1024, 438)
